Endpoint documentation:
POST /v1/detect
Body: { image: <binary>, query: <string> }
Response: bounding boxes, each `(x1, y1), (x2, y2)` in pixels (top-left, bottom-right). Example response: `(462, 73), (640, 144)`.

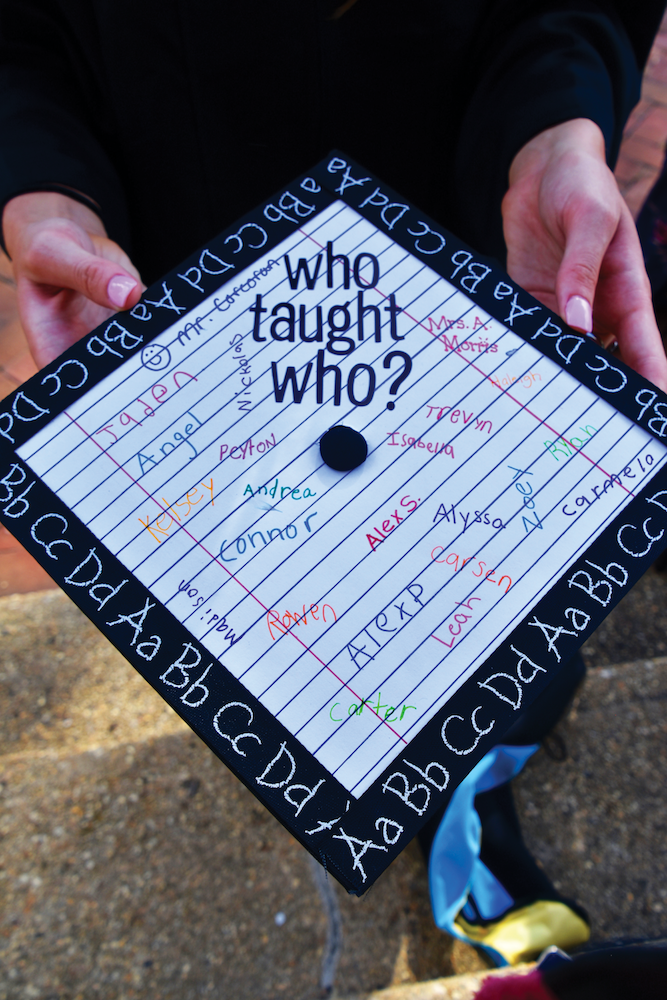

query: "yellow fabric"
(455, 900), (590, 966)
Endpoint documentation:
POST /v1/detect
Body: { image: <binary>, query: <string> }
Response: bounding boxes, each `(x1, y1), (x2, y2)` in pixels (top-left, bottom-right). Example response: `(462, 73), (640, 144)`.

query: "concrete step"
(1, 590), (667, 999)
(0, 591), (485, 999)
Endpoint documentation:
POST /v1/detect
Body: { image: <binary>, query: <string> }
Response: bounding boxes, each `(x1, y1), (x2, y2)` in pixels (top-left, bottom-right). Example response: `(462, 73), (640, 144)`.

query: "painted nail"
(565, 295), (593, 334)
(108, 274), (137, 308)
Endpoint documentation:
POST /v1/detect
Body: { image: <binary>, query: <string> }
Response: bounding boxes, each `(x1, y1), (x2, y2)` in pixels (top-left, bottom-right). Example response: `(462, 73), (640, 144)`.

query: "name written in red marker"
(432, 596), (482, 650)
(366, 495), (419, 551)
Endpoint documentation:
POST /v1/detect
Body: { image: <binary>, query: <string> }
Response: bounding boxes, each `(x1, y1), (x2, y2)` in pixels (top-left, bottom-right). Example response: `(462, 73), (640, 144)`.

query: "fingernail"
(108, 275), (137, 308)
(565, 295), (593, 334)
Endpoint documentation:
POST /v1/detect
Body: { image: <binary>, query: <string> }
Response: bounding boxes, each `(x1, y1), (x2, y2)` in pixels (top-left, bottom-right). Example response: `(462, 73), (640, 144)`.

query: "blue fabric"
(463, 857), (514, 920)
(428, 743), (539, 962)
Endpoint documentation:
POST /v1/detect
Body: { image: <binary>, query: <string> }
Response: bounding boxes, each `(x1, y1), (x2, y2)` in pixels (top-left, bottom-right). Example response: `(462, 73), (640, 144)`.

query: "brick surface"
(1, 347), (37, 386)
(614, 154), (652, 186)
(622, 102), (651, 138)
(622, 173), (660, 219)
(0, 526), (57, 596)
(614, 16), (667, 216)
(637, 76), (667, 108)
(617, 133), (666, 170)
(0, 369), (19, 400)
(645, 42), (667, 85)
(633, 104), (667, 148)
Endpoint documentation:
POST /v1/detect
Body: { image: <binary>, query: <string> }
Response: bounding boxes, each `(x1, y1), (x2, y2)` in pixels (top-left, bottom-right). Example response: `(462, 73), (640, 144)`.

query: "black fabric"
(419, 780), (589, 925)
(637, 152), (667, 305)
(0, 1), (664, 283)
(473, 782), (587, 921)
(500, 651), (586, 746)
(544, 945), (667, 999)
(417, 652), (586, 866)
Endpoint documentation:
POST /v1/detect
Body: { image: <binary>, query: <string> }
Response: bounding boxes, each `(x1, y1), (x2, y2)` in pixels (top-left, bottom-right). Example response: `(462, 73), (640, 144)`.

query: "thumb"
(24, 220), (142, 311)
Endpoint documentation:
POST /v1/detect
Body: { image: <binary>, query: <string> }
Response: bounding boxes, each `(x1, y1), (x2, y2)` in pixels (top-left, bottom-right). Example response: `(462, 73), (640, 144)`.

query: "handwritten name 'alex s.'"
(365, 495), (419, 551)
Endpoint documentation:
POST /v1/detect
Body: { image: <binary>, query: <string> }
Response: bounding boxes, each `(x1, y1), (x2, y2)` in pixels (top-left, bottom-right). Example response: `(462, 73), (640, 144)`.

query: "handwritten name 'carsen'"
(430, 549), (512, 593)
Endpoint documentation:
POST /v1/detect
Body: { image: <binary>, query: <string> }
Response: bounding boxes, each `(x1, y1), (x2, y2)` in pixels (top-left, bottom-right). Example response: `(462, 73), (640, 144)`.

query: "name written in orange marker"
(138, 478), (214, 543)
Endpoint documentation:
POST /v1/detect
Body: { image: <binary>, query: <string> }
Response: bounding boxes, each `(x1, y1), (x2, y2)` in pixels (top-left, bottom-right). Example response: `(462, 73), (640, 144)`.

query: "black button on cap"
(319, 425), (368, 472)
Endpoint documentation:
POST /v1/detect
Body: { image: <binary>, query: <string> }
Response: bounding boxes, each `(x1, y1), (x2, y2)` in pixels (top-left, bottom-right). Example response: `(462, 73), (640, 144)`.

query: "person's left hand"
(503, 117), (667, 392)
(2, 191), (144, 369)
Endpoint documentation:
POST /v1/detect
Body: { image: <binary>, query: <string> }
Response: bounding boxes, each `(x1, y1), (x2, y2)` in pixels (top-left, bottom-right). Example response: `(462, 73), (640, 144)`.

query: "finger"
(22, 220), (142, 311)
(89, 232), (144, 285)
(107, 274), (139, 308)
(15, 277), (114, 368)
(554, 195), (619, 334)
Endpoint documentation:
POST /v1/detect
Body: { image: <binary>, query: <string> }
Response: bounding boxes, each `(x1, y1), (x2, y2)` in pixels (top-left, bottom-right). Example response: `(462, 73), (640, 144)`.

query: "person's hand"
(503, 118), (667, 392)
(2, 191), (144, 368)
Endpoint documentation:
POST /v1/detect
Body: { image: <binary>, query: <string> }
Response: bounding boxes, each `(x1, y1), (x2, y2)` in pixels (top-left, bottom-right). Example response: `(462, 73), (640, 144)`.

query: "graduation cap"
(2, 154), (667, 894)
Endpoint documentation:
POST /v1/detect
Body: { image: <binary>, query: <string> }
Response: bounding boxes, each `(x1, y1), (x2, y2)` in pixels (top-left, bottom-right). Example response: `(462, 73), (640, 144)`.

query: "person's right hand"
(2, 191), (143, 368)
(503, 119), (667, 391)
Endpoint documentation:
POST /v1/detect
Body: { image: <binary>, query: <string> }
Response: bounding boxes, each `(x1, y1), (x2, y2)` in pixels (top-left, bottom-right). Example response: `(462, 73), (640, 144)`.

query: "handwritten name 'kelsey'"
(139, 479), (214, 543)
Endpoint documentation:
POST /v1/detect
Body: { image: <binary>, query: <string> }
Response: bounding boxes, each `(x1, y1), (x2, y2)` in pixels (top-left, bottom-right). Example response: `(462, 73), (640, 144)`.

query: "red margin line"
(64, 410), (408, 745)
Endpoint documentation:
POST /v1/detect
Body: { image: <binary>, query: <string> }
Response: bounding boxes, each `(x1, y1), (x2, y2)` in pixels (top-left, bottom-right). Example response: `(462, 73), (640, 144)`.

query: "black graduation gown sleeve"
(448, 1), (667, 258)
(0, 0), (664, 274)
(0, 0), (132, 252)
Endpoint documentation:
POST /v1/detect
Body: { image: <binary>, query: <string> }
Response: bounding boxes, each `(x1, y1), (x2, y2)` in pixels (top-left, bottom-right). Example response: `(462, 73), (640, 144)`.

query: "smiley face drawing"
(141, 343), (171, 371)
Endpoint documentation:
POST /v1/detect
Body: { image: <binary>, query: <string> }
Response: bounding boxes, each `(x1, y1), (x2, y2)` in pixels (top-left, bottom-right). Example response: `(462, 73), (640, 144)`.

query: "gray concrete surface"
(0, 591), (481, 1000)
(515, 659), (667, 940)
(1, 565), (667, 999)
